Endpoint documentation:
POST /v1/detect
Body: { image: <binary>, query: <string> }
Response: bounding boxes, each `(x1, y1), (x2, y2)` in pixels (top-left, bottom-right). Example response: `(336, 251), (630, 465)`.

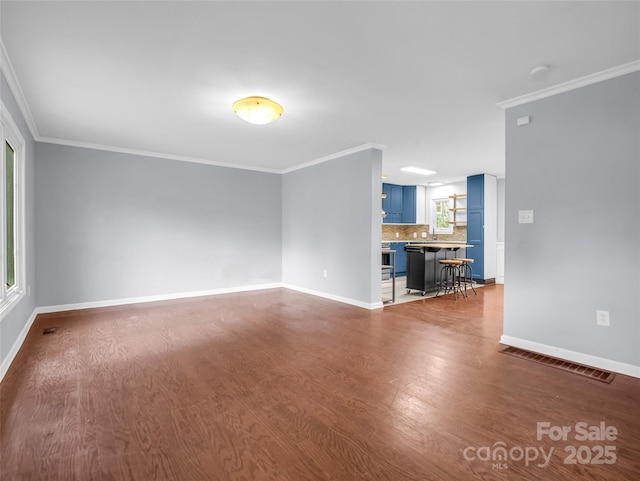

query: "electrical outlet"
(596, 310), (610, 327)
(395, 232), (399, 238)
(421, 232), (427, 238)
(518, 210), (534, 224)
(323, 269), (328, 278)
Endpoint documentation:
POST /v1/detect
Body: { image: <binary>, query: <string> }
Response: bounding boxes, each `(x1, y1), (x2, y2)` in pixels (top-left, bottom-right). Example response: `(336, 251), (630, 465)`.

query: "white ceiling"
(1, 1), (639, 185)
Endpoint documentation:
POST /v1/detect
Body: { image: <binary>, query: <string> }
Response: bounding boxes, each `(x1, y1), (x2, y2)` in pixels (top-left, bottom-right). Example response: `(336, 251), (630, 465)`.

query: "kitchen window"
(432, 198), (453, 234)
(0, 101), (26, 319)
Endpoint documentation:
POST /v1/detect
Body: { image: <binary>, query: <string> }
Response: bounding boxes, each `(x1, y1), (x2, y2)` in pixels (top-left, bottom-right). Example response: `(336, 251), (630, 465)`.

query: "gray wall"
(35, 143), (282, 307)
(0, 72), (37, 368)
(504, 72), (640, 369)
(497, 177), (505, 243)
(282, 148), (382, 306)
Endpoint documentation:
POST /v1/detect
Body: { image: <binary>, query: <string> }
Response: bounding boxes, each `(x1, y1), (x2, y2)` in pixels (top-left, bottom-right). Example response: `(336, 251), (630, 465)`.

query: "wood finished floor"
(2, 285), (639, 481)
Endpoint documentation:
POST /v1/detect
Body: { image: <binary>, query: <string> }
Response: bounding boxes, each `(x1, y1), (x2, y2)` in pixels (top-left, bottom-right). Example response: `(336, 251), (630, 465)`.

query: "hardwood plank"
(2, 285), (639, 481)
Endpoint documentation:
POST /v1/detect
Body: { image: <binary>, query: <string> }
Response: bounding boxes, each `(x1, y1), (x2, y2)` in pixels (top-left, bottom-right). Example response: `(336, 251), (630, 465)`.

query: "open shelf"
(449, 194), (467, 227)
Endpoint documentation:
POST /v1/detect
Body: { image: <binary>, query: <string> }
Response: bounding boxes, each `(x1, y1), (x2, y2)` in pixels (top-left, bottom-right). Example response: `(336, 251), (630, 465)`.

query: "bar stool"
(456, 258), (477, 296)
(436, 259), (464, 300)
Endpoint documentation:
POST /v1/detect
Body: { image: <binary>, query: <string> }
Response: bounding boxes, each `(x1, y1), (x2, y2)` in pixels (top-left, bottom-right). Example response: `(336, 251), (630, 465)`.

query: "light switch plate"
(517, 116), (531, 126)
(518, 210), (534, 224)
(596, 310), (610, 326)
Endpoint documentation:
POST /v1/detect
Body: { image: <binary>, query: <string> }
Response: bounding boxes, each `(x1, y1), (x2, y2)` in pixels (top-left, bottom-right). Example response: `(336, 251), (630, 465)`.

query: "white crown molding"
(37, 136), (283, 174)
(1, 39), (386, 176)
(38, 137), (388, 176)
(279, 142), (387, 174)
(2, 37), (385, 176)
(497, 59), (640, 109)
(0, 40), (40, 140)
(500, 335), (640, 379)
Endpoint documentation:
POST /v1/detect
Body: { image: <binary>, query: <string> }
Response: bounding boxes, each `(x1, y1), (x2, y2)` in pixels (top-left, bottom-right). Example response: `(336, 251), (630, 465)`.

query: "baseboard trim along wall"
(35, 283), (285, 315)
(500, 335), (640, 379)
(0, 309), (38, 382)
(1, 282), (383, 382)
(0, 283), (283, 383)
(496, 242), (505, 285)
(283, 284), (384, 310)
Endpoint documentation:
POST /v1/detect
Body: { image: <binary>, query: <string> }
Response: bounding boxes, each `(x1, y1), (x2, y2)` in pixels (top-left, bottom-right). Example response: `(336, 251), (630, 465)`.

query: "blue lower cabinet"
(390, 242), (407, 276)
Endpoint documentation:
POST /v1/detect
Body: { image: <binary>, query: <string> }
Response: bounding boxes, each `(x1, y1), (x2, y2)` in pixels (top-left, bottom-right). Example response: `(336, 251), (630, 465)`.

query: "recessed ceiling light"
(427, 182), (444, 186)
(232, 96), (283, 124)
(401, 166), (437, 176)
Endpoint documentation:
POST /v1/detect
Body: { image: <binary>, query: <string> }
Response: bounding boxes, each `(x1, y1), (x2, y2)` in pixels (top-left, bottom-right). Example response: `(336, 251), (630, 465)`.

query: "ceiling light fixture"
(427, 182), (444, 187)
(401, 166), (437, 176)
(232, 96), (283, 125)
(529, 64), (550, 80)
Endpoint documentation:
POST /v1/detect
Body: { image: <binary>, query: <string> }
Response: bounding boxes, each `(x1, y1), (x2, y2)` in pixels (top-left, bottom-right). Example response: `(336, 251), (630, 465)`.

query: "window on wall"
(432, 198), (453, 234)
(5, 141), (15, 288)
(1, 101), (26, 318)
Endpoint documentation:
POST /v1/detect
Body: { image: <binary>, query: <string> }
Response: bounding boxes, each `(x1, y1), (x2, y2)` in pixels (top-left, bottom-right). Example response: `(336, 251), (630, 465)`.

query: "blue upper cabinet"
(382, 183), (392, 223)
(389, 184), (403, 223)
(382, 183), (416, 224)
(382, 183), (402, 223)
(467, 174), (484, 210)
(401, 186), (416, 223)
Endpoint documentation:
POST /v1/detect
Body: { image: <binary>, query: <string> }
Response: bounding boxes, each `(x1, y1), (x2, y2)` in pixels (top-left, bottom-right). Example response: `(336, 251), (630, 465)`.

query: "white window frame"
(0, 100), (26, 319)
(431, 197), (454, 235)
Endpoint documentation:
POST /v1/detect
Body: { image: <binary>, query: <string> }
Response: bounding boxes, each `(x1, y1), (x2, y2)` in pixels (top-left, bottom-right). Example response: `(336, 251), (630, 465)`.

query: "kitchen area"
(381, 174), (500, 304)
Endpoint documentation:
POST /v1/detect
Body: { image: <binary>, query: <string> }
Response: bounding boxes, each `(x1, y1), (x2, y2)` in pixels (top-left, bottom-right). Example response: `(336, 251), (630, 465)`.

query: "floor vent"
(42, 327), (57, 335)
(500, 346), (615, 383)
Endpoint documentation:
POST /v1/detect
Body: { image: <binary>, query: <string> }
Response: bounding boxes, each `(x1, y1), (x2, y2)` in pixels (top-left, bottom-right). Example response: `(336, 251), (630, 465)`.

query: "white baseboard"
(35, 282), (285, 314)
(0, 308), (38, 382)
(496, 242), (505, 285)
(1, 282), (379, 383)
(500, 335), (640, 379)
(1, 283), (283, 382)
(283, 284), (383, 310)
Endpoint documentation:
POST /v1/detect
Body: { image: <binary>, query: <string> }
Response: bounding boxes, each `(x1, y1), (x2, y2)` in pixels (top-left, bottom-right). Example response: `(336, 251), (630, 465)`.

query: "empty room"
(1, 2), (639, 480)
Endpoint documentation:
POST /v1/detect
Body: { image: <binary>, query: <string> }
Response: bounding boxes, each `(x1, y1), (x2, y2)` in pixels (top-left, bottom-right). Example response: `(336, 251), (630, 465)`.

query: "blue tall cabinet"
(466, 175), (485, 279)
(466, 174), (497, 283)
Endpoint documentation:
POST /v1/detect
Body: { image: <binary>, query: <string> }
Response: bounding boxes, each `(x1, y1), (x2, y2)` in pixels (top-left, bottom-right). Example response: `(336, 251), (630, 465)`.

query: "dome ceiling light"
(232, 96), (284, 125)
(529, 64), (550, 79)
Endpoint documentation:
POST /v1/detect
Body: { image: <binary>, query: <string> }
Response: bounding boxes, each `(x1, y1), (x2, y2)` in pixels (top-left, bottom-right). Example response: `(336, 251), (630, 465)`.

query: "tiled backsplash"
(382, 224), (467, 242)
